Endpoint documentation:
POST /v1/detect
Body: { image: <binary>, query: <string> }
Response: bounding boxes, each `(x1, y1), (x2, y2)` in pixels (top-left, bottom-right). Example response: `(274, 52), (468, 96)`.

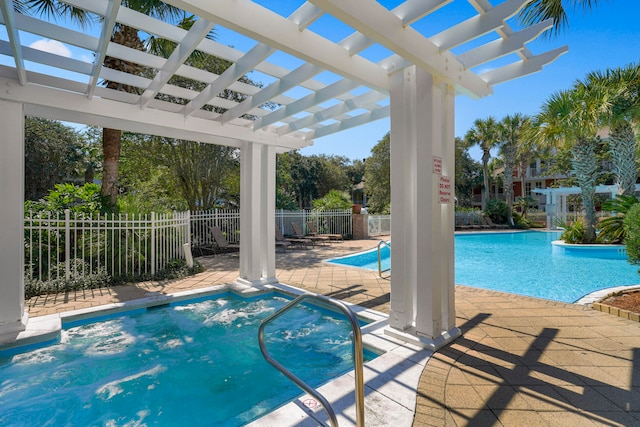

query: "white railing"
(25, 208), (353, 289)
(276, 209), (352, 238)
(368, 215), (391, 236)
(25, 210), (190, 285)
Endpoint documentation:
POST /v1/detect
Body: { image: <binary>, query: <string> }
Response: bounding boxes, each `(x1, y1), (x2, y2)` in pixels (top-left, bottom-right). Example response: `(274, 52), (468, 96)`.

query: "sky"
(4, 0), (639, 163)
(298, 0), (640, 162)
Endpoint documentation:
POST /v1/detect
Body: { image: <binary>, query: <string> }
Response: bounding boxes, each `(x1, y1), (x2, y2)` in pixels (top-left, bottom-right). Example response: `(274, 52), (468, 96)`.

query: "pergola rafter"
(0, 0), (565, 147)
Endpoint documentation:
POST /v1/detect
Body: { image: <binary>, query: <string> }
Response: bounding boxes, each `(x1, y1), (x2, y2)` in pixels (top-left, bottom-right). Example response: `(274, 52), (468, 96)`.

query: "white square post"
(238, 141), (277, 285)
(386, 66), (460, 350)
(0, 100), (27, 343)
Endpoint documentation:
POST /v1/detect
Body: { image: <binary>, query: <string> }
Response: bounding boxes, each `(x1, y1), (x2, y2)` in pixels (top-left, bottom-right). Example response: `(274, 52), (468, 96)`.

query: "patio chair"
(306, 221), (343, 242)
(208, 226), (240, 253)
(291, 222), (330, 245)
(471, 214), (491, 229)
(276, 227), (312, 249)
(460, 213), (481, 230)
(484, 216), (509, 229)
(455, 215), (473, 231)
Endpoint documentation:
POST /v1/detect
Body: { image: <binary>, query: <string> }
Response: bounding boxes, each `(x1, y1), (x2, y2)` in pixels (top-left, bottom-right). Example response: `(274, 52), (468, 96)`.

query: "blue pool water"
(328, 232), (640, 303)
(0, 293), (373, 426)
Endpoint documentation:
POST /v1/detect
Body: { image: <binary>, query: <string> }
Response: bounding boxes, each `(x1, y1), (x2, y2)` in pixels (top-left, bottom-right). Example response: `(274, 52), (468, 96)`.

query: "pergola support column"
(0, 100), (27, 343)
(238, 141), (277, 286)
(385, 66), (460, 350)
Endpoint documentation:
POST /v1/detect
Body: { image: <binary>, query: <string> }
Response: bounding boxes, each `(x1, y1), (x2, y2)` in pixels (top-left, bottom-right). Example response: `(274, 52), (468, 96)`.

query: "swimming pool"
(327, 231), (640, 303)
(0, 292), (375, 426)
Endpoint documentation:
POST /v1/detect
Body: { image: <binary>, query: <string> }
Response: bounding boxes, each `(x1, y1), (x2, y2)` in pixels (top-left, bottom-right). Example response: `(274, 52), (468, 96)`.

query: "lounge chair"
(208, 226), (240, 253)
(291, 222), (330, 245)
(484, 216), (509, 229)
(455, 215), (473, 231)
(276, 227), (312, 249)
(471, 214), (491, 229)
(306, 221), (343, 242)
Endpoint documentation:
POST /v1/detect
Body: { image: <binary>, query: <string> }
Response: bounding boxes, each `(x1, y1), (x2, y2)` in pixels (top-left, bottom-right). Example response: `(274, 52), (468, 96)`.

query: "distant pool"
(327, 231), (640, 303)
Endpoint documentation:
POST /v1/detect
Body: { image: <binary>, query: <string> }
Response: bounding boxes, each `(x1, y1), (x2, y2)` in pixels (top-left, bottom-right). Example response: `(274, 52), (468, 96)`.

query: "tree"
(24, 117), (84, 200)
(312, 190), (352, 210)
(454, 137), (481, 208)
(364, 132), (391, 213)
(498, 114), (530, 225)
(18, 1), (199, 205)
(584, 63), (640, 196)
(465, 117), (499, 210)
(533, 81), (616, 243)
(519, 0), (606, 36)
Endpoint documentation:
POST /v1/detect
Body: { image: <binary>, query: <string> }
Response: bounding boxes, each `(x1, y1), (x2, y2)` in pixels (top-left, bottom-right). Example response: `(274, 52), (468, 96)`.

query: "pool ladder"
(377, 240), (391, 277)
(258, 293), (365, 427)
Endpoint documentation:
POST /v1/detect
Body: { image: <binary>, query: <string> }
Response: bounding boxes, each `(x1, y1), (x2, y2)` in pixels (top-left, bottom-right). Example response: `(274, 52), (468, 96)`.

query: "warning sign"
(439, 175), (452, 204)
(433, 156), (442, 175)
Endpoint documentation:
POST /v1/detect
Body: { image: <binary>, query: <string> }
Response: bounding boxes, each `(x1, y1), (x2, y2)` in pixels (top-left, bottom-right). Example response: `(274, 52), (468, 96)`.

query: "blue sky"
(5, 0), (638, 162)
(299, 0), (640, 161)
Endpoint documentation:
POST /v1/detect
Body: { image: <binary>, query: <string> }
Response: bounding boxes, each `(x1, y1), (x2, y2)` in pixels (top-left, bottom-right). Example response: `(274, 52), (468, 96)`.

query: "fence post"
(151, 212), (156, 275)
(65, 209), (71, 281)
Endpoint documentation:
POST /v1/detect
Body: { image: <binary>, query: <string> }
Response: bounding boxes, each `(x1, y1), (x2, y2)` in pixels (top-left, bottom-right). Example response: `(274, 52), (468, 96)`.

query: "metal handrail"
(258, 293), (365, 427)
(377, 240), (391, 277)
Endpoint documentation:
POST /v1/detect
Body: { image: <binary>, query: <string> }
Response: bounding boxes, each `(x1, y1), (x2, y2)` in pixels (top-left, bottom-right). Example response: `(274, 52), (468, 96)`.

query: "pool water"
(0, 293), (373, 426)
(328, 232), (640, 303)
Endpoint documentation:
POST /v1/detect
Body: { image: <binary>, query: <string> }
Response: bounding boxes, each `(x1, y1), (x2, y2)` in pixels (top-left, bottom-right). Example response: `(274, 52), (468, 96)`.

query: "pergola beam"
(479, 46), (568, 85)
(308, 0), (492, 98)
(430, 0), (528, 51)
(87, 0), (119, 99)
(139, 17), (214, 108)
(168, 0), (391, 93)
(0, 1), (27, 85)
(457, 19), (554, 69)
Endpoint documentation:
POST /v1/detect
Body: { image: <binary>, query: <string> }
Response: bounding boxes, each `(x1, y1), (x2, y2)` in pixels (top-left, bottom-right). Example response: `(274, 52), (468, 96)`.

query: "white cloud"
(29, 39), (72, 57)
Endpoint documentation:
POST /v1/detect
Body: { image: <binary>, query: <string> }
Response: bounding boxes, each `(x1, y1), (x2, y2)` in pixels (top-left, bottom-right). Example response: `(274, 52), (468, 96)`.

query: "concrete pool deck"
(26, 238), (640, 426)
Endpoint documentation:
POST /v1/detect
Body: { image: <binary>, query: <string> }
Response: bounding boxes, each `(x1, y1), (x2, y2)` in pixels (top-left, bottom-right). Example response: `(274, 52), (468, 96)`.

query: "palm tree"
(584, 63), (640, 196)
(533, 82), (616, 243)
(17, 0), (186, 205)
(519, 0), (606, 36)
(498, 114), (529, 225)
(465, 117), (499, 210)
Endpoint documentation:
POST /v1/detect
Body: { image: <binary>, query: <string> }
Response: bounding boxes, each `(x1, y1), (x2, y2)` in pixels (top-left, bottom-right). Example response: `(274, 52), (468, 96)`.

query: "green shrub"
(597, 195), (639, 244)
(623, 203), (640, 267)
(24, 259), (203, 299)
(557, 219), (586, 244)
(484, 199), (510, 224)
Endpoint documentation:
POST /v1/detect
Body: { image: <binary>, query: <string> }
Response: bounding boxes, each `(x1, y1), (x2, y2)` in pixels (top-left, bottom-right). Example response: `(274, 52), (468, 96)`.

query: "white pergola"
(0, 0), (566, 349)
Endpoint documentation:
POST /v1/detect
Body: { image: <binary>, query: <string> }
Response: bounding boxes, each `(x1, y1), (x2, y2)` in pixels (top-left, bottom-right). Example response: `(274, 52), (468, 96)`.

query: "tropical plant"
(597, 195), (639, 243)
(557, 219), (586, 244)
(519, 0), (605, 36)
(312, 190), (352, 210)
(623, 203), (640, 268)
(532, 79), (618, 243)
(583, 63), (640, 196)
(498, 114), (530, 225)
(465, 117), (499, 210)
(484, 199), (510, 224)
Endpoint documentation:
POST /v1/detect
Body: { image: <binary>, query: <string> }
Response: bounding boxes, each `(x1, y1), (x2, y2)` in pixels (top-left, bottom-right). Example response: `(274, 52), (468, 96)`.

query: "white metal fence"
(25, 210), (190, 286)
(189, 209), (352, 254)
(368, 215), (391, 236)
(276, 209), (352, 238)
(25, 208), (353, 289)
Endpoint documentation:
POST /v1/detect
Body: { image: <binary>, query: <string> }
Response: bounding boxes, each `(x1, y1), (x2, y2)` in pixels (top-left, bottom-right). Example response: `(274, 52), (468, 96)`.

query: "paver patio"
(26, 238), (640, 426)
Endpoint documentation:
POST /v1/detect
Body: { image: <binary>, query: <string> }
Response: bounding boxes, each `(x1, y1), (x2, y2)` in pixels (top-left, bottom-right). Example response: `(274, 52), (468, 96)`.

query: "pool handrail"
(258, 292), (365, 427)
(377, 240), (391, 277)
